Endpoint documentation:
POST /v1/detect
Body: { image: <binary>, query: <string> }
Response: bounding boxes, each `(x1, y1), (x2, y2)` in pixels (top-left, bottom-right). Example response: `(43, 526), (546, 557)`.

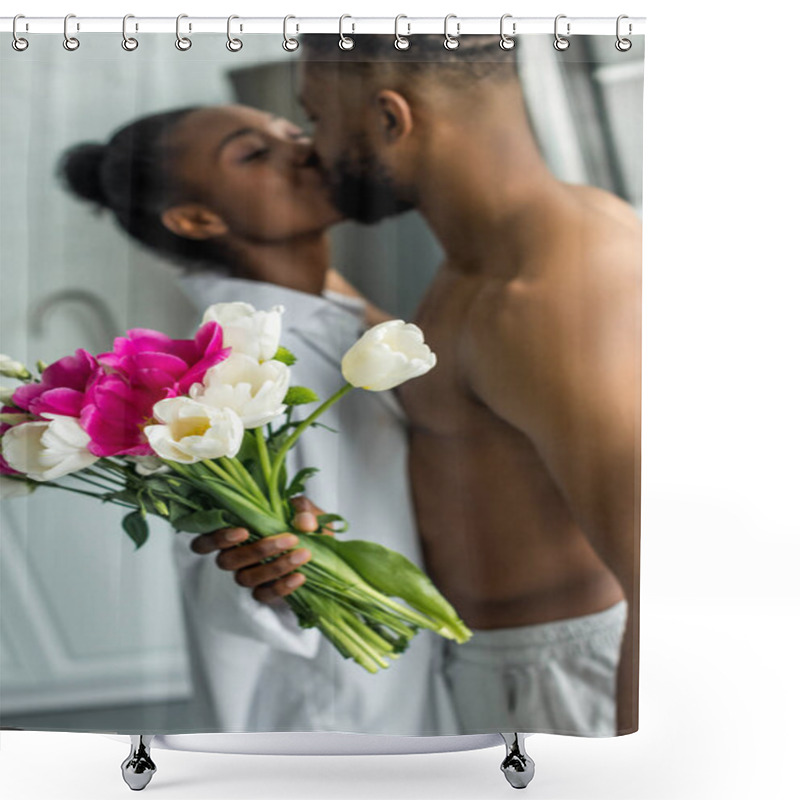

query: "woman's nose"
(291, 138), (315, 168)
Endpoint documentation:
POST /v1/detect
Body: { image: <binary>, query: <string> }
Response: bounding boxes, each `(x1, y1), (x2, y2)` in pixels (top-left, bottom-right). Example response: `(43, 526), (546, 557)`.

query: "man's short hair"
(300, 33), (519, 86)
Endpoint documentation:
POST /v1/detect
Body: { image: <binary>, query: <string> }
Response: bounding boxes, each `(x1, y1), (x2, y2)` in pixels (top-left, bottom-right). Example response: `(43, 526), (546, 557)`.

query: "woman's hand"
(189, 496), (332, 605)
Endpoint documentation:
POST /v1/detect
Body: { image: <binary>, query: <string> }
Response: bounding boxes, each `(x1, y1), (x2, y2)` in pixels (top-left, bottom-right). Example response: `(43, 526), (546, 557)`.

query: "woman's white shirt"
(172, 271), (460, 736)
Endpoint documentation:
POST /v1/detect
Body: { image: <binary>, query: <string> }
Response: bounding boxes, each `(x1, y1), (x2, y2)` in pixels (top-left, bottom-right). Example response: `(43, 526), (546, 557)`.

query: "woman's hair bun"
(57, 142), (110, 207)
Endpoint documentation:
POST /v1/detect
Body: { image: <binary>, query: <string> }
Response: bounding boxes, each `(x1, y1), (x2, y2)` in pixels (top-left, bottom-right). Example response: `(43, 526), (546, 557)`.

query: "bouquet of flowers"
(0, 302), (472, 673)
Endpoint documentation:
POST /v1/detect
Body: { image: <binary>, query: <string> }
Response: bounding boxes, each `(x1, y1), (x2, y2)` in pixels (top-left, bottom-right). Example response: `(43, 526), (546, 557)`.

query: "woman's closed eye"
(241, 147), (271, 162)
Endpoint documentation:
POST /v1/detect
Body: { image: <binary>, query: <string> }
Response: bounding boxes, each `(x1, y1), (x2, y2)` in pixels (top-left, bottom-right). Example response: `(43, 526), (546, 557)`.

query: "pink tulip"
(97, 321), (229, 394)
(12, 349), (98, 418)
(81, 321), (230, 457)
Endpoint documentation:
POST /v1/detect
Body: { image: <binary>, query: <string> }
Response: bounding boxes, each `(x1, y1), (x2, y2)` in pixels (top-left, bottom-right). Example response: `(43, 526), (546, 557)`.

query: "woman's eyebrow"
(215, 127), (269, 159)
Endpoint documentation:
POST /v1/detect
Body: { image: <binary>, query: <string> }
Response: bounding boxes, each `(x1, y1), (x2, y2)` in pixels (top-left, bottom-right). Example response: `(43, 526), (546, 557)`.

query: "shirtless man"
(294, 34), (642, 736)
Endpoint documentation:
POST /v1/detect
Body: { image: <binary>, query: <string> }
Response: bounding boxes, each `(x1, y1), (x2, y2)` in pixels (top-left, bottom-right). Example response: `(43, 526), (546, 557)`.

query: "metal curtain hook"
(615, 14), (632, 51)
(395, 14), (410, 51)
(339, 15), (354, 50)
(122, 14), (139, 51)
(226, 15), (243, 51)
(12, 14), (29, 51)
(283, 15), (299, 51)
(444, 14), (460, 50)
(553, 14), (570, 51)
(175, 14), (192, 51)
(499, 14), (516, 50)
(63, 13), (80, 51)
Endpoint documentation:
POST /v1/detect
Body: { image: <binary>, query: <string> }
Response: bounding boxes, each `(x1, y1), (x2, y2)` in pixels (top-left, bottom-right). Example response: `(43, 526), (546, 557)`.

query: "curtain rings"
(122, 14), (139, 51)
(339, 15), (355, 50)
(615, 15), (633, 51)
(283, 15), (299, 51)
(499, 14), (516, 50)
(63, 13), (80, 51)
(226, 15), (243, 51)
(394, 15), (410, 51)
(175, 14), (192, 51)
(12, 14), (29, 52)
(443, 14), (460, 50)
(553, 14), (570, 51)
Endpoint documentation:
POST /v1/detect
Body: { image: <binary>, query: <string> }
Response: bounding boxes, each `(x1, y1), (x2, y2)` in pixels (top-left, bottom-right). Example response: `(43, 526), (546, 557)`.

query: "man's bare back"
(397, 182), (640, 632)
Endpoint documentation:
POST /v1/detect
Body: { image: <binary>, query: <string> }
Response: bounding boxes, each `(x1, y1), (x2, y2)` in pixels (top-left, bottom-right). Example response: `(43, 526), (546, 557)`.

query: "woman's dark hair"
(57, 106), (232, 273)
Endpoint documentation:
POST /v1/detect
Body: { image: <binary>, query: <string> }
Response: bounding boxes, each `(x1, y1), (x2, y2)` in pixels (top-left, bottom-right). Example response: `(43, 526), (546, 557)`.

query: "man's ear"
(375, 90), (413, 143)
(160, 205), (229, 240)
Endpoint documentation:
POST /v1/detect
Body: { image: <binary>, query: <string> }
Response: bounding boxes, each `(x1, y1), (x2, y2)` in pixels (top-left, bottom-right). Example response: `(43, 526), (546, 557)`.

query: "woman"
(58, 104), (459, 736)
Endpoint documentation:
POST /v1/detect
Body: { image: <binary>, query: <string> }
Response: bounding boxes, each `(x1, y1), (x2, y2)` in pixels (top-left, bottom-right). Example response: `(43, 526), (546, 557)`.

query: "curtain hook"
(122, 14), (139, 51)
(339, 15), (355, 50)
(175, 14), (192, 51)
(553, 14), (570, 51)
(226, 15), (243, 51)
(615, 14), (633, 52)
(394, 14), (410, 51)
(443, 14), (460, 51)
(63, 13), (80, 51)
(12, 14), (29, 52)
(499, 14), (516, 50)
(283, 15), (299, 51)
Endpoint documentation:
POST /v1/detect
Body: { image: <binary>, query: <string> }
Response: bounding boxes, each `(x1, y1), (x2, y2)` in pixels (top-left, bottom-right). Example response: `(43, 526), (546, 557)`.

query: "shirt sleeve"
(171, 530), (322, 659)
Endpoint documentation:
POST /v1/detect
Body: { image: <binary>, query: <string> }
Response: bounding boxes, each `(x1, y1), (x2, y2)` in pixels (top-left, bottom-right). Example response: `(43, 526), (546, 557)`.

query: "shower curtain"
(0, 26), (643, 742)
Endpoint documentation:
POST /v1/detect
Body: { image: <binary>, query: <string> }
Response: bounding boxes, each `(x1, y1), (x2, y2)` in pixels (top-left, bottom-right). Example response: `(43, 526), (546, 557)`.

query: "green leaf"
(273, 346), (297, 366)
(283, 386), (319, 406)
(317, 537), (472, 643)
(315, 513), (349, 533)
(122, 511), (149, 550)
(310, 421), (339, 434)
(286, 467), (319, 498)
(172, 508), (234, 534)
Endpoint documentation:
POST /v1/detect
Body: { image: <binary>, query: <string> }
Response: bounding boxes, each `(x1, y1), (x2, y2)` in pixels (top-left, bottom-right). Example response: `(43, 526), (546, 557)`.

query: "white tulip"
(202, 302), (285, 364)
(144, 397), (244, 464)
(130, 456), (171, 476)
(1, 414), (99, 481)
(189, 353), (290, 429)
(341, 320), (437, 391)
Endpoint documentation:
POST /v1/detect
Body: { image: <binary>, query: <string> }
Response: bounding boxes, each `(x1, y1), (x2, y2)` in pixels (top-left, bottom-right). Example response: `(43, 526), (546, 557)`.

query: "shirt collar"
(177, 270), (407, 424)
(177, 272), (366, 330)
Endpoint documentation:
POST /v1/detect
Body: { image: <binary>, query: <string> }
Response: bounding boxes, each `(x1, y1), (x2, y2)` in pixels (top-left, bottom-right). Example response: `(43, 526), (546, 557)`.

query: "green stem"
(69, 472), (124, 495)
(268, 384), (353, 520)
(83, 467), (127, 488)
(222, 455), (266, 504)
(203, 458), (239, 486)
(38, 480), (136, 509)
(254, 428), (282, 516)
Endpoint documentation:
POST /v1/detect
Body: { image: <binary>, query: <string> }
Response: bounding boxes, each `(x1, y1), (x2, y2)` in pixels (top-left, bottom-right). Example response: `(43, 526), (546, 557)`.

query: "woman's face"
(165, 104), (342, 243)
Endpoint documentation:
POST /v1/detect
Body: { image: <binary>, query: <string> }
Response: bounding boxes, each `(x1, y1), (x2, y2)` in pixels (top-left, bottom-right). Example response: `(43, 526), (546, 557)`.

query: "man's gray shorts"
(441, 600), (627, 736)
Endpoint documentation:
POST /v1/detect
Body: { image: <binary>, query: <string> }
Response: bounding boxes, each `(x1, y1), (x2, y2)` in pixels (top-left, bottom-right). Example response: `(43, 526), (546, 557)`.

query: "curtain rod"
(0, 16), (646, 36)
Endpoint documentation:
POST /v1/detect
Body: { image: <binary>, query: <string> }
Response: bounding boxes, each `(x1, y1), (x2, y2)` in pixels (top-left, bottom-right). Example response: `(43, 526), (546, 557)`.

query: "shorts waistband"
(456, 600), (628, 650)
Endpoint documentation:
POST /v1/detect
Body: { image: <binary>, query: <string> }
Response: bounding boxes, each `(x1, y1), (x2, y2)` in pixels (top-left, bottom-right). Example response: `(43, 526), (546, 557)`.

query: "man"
(295, 34), (641, 736)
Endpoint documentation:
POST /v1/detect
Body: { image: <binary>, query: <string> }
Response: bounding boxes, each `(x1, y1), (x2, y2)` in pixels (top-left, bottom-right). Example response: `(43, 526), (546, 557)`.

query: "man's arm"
(463, 254), (641, 733)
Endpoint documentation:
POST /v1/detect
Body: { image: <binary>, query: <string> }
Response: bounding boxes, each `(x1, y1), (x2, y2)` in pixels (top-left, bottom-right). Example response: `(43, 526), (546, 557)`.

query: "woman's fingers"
(189, 527), (249, 554)
(214, 534), (302, 571)
(188, 526), (311, 606)
(252, 572), (307, 604)
(233, 547), (312, 589)
(290, 495), (335, 536)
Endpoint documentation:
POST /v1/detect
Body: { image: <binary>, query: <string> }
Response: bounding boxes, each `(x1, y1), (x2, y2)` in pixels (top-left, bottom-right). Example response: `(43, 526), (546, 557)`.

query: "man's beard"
(324, 136), (416, 224)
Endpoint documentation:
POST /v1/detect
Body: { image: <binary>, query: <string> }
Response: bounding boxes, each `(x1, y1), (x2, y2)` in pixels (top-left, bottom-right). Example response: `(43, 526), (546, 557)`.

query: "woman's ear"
(160, 205), (228, 240)
(375, 90), (413, 143)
